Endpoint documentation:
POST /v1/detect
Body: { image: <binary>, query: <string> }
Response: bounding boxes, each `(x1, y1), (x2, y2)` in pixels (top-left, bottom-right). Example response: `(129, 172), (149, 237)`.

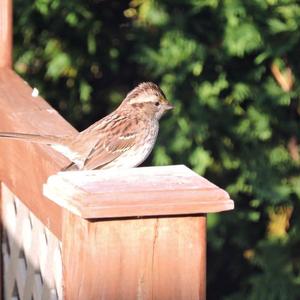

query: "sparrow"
(0, 82), (173, 170)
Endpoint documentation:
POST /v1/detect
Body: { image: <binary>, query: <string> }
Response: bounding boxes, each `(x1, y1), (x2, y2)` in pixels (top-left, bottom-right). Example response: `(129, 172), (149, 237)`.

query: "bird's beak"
(163, 99), (174, 110)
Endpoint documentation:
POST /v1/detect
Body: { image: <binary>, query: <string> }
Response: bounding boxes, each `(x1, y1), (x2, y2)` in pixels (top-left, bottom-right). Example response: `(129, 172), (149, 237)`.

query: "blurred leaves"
(14, 0), (300, 299)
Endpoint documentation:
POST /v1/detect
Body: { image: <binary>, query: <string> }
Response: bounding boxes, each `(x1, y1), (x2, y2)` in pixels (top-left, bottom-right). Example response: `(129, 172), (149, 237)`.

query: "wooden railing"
(0, 1), (234, 299)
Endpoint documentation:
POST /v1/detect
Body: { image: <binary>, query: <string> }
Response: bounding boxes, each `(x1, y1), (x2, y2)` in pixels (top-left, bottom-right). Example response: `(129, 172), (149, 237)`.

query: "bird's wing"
(82, 115), (141, 170)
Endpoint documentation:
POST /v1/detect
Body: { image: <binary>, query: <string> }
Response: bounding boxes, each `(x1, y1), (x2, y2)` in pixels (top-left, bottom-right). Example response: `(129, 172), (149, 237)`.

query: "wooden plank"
(62, 211), (206, 300)
(0, 69), (56, 113)
(44, 165), (234, 219)
(0, 0), (12, 68)
(0, 69), (77, 238)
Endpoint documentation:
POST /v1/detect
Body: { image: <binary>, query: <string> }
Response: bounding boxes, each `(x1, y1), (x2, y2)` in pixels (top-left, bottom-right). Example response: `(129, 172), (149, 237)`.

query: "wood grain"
(0, 68), (77, 238)
(44, 165), (234, 218)
(0, 0), (12, 68)
(62, 211), (206, 300)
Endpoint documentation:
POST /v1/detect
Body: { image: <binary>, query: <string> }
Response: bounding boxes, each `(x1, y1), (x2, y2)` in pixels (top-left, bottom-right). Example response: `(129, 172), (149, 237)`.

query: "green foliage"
(14, 0), (300, 298)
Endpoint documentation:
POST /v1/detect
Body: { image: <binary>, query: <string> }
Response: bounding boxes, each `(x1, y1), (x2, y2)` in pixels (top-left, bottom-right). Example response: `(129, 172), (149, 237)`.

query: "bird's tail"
(0, 132), (66, 145)
(0, 132), (81, 170)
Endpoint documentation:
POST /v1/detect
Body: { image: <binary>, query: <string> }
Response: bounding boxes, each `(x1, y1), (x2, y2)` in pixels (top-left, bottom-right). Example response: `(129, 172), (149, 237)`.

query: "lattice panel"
(1, 183), (63, 300)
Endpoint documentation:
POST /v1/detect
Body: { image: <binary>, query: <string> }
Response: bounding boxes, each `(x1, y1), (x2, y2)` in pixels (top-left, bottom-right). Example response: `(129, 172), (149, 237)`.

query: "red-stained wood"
(44, 165), (234, 219)
(0, 68), (77, 238)
(0, 0), (13, 68)
(0, 1), (12, 296)
(62, 211), (207, 300)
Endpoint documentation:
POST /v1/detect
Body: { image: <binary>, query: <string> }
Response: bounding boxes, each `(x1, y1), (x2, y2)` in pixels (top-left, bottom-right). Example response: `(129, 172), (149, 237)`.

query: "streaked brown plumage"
(0, 82), (173, 170)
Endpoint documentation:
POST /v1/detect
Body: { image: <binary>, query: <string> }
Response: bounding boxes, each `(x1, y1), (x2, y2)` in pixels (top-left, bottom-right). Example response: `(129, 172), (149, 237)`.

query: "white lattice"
(1, 183), (63, 300)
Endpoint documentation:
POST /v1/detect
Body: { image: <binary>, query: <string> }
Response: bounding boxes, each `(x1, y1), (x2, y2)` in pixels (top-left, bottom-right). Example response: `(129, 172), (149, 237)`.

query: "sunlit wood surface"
(44, 165), (234, 218)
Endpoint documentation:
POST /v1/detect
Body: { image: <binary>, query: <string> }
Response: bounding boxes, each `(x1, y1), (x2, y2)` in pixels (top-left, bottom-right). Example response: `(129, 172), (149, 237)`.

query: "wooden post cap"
(43, 165), (234, 219)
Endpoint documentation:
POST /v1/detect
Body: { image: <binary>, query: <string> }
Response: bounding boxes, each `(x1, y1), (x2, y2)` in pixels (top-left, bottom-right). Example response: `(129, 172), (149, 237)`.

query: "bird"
(0, 82), (173, 171)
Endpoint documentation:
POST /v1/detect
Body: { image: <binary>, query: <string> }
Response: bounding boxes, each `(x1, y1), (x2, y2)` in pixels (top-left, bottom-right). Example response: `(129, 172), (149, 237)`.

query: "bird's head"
(120, 82), (173, 120)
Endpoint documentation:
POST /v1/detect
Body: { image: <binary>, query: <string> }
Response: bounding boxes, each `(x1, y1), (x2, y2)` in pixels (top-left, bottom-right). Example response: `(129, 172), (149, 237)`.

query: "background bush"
(14, 0), (300, 299)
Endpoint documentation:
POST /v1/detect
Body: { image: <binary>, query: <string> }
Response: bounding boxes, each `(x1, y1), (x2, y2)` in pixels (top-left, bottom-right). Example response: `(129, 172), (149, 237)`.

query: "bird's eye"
(155, 101), (160, 107)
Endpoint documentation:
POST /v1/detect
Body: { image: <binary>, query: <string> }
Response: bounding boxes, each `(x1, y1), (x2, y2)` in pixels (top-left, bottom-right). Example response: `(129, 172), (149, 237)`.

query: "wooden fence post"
(61, 212), (207, 300)
(44, 165), (234, 299)
(0, 0), (13, 68)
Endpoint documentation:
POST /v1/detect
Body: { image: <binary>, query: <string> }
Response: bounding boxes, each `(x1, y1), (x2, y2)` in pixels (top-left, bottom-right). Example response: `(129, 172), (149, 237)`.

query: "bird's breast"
(103, 121), (159, 169)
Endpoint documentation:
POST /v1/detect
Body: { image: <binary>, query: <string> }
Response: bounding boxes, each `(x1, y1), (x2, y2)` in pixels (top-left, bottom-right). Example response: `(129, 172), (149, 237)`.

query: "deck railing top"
(0, 68), (77, 239)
